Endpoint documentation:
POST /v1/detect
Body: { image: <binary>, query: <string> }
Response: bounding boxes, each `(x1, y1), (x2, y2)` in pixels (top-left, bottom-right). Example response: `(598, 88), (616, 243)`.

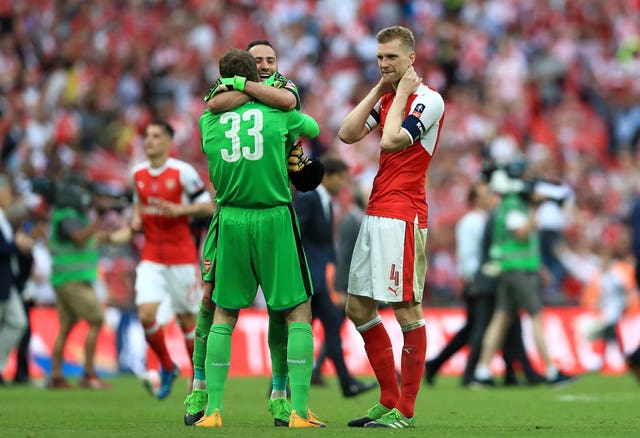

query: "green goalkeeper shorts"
(203, 204), (313, 311)
(201, 208), (219, 284)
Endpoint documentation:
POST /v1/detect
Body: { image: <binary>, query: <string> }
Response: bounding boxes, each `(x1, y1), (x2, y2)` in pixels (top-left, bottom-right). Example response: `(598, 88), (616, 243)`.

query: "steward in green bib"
(490, 193), (541, 273)
(49, 206), (99, 286)
(46, 181), (108, 389)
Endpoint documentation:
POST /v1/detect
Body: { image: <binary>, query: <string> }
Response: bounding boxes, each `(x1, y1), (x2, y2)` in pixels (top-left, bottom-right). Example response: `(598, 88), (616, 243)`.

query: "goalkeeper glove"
(288, 142), (311, 173)
(203, 76), (247, 101)
(291, 160), (325, 192)
(264, 72), (289, 89)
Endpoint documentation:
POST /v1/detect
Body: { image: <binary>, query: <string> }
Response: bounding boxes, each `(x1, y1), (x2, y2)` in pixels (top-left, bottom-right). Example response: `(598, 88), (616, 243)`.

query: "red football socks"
(142, 321), (174, 370)
(361, 322), (400, 409)
(395, 325), (427, 418)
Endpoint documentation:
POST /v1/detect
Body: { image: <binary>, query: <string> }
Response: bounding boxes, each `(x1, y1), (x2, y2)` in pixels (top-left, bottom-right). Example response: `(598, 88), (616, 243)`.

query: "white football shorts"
(347, 215), (428, 303)
(135, 260), (202, 315)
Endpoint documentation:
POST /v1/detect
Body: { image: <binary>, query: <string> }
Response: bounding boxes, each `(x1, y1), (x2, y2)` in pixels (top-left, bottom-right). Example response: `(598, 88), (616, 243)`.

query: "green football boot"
(267, 397), (291, 427)
(347, 401), (392, 427)
(183, 389), (207, 426)
(364, 408), (415, 428)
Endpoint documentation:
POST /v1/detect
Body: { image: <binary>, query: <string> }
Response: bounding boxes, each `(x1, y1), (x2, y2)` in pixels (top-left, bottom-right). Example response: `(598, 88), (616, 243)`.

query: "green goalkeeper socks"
(204, 323), (233, 415)
(193, 303), (214, 381)
(287, 322), (314, 418)
(268, 310), (289, 392)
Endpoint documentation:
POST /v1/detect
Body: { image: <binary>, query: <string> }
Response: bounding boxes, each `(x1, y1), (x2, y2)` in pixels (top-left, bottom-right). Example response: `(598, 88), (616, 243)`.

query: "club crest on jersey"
(137, 180), (145, 189)
(203, 259), (212, 273)
(411, 103), (425, 117)
(165, 178), (176, 190)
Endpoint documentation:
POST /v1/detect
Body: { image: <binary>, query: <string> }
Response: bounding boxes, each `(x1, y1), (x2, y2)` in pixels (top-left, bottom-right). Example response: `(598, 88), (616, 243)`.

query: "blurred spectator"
(630, 193), (640, 286)
(531, 170), (575, 305)
(579, 226), (639, 368)
(12, 214), (50, 385)
(0, 173), (33, 385)
(627, 345), (640, 383)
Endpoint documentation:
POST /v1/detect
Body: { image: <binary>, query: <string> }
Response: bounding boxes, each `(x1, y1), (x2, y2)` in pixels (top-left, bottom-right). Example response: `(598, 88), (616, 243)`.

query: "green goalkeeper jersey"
(200, 101), (319, 208)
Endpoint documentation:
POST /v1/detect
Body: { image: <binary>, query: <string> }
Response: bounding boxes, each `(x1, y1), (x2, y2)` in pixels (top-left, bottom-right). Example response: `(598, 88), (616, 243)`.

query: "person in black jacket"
(0, 174), (33, 385)
(294, 156), (376, 397)
(312, 183), (368, 384)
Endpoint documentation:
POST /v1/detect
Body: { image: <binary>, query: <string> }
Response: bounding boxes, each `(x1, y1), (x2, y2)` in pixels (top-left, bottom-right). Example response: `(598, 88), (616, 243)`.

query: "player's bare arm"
(243, 80), (297, 111)
(207, 91), (251, 114)
(67, 216), (103, 247)
(207, 81), (295, 113)
(380, 66), (421, 153)
(159, 199), (215, 218)
(130, 202), (142, 232)
(338, 79), (392, 144)
(110, 227), (133, 244)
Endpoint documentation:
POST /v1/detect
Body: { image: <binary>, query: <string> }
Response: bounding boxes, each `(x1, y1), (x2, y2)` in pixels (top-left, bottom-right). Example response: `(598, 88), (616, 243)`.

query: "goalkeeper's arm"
(243, 81), (297, 111)
(207, 91), (250, 114)
(207, 82), (295, 113)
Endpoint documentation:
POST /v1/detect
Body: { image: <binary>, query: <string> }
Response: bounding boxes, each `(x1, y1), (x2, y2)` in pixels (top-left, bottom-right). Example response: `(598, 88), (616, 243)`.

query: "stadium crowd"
(1, 0), (640, 368)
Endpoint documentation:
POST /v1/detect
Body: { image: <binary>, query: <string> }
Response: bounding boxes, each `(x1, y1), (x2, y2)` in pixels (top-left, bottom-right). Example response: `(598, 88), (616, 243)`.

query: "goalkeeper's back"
(199, 101), (319, 208)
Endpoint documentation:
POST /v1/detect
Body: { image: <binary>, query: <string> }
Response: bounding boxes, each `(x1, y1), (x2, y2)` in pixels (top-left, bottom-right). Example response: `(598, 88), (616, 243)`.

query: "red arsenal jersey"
(132, 157), (210, 264)
(364, 84), (445, 228)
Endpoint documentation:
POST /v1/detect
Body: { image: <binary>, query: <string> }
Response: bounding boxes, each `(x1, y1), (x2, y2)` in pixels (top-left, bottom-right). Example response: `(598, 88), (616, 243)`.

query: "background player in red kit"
(129, 120), (215, 399)
(338, 25), (445, 428)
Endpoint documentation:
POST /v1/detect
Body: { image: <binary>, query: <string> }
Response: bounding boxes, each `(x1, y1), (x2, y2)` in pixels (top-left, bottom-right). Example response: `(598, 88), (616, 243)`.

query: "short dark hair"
(247, 40), (273, 51)
(219, 48), (259, 82)
(149, 119), (174, 138)
(468, 182), (487, 206)
(320, 155), (348, 175)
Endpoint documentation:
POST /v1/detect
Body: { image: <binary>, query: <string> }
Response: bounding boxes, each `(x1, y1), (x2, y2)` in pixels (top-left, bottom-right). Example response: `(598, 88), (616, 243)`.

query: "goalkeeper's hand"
(203, 76), (247, 102)
(288, 141), (311, 173)
(264, 72), (289, 89)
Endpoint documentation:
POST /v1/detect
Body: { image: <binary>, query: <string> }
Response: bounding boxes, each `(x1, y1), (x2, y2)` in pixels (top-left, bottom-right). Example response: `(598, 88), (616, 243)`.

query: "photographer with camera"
(471, 161), (576, 387)
(43, 176), (111, 389)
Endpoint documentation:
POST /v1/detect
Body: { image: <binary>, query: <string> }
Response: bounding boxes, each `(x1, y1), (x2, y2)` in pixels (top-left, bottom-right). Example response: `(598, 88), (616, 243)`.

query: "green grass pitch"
(1, 373), (638, 437)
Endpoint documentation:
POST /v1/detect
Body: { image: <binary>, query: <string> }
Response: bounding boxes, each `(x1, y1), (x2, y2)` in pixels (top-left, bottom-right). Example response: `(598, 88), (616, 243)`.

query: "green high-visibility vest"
(489, 194), (540, 272)
(49, 207), (98, 287)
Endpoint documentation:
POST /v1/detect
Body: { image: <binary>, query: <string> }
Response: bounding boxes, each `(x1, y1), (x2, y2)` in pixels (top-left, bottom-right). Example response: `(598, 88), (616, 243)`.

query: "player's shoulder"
(415, 84), (444, 101)
(132, 160), (151, 175)
(413, 84), (445, 111)
(166, 157), (197, 173)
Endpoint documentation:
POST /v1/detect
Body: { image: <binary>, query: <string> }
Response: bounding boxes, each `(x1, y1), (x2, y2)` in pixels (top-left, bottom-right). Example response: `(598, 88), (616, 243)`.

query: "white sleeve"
(179, 163), (212, 203)
(400, 88), (445, 154)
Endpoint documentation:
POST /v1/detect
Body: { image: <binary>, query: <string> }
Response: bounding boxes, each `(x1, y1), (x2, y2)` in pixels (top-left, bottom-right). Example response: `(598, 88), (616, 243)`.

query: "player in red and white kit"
(338, 26), (444, 428)
(130, 120), (214, 400)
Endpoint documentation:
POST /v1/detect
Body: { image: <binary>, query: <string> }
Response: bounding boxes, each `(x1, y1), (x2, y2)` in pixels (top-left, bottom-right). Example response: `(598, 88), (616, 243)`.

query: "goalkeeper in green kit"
(184, 41), (321, 428)
(192, 48), (325, 429)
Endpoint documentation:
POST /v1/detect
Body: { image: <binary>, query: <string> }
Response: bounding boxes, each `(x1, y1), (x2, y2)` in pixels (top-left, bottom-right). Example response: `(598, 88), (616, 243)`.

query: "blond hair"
(376, 26), (415, 51)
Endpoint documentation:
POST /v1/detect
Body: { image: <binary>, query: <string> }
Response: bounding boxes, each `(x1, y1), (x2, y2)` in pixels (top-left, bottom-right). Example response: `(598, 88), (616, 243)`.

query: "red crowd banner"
(3, 306), (639, 380)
